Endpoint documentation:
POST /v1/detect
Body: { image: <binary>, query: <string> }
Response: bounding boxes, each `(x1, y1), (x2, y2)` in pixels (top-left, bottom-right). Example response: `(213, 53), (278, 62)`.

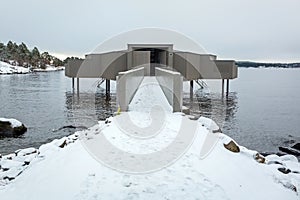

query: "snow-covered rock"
(15, 148), (38, 157)
(0, 118), (22, 128)
(198, 116), (222, 133)
(0, 61), (30, 74)
(0, 147), (39, 182)
(0, 118), (27, 137)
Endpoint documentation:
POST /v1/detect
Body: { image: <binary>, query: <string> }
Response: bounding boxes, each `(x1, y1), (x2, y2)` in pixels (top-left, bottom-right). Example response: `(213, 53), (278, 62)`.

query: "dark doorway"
(136, 48), (166, 75)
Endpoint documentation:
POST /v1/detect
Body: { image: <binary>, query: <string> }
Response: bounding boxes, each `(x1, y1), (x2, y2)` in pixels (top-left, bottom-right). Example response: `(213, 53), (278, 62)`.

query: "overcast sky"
(0, 0), (299, 62)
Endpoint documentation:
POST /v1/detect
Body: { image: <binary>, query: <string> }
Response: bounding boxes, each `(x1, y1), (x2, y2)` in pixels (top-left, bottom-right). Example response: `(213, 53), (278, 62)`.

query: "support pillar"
(77, 78), (79, 94)
(106, 79), (110, 101)
(226, 79), (229, 97)
(190, 80), (193, 102)
(72, 78), (75, 91)
(222, 79), (224, 96)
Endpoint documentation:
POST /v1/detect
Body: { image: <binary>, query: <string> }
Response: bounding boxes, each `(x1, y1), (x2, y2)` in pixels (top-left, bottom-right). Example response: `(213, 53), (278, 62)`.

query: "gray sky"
(0, 0), (299, 62)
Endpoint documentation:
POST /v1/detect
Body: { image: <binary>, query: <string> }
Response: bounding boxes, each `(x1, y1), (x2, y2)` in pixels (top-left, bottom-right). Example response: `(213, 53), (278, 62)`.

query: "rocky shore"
(0, 118), (27, 137)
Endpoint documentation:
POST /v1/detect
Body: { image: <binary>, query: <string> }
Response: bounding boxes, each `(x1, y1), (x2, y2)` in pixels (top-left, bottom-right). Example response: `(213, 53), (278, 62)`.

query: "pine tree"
(52, 57), (63, 67)
(0, 41), (64, 68)
(6, 41), (15, 61)
(40, 52), (51, 69)
(17, 43), (30, 67)
(0, 43), (6, 61)
(31, 47), (41, 67)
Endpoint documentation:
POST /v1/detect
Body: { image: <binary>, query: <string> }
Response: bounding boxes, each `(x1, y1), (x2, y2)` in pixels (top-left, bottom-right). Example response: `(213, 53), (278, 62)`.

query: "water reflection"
(65, 90), (117, 128)
(2, 69), (298, 155)
(64, 85), (238, 138)
(183, 90), (238, 133)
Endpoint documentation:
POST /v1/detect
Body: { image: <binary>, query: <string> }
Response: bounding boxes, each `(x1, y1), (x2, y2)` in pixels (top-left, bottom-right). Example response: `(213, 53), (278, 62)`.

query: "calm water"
(187, 68), (300, 153)
(0, 69), (299, 155)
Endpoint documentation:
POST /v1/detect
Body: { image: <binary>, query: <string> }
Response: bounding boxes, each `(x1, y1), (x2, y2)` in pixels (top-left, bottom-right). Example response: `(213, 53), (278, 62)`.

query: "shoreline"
(0, 114), (299, 199)
(0, 61), (64, 75)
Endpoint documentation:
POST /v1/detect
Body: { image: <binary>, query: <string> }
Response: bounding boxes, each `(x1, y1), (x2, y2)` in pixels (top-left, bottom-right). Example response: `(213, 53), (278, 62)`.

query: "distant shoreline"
(236, 61), (300, 68)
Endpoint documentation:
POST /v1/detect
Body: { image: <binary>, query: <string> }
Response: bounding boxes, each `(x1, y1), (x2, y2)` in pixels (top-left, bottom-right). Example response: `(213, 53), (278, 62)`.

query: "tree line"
(236, 61), (300, 68)
(0, 41), (64, 69)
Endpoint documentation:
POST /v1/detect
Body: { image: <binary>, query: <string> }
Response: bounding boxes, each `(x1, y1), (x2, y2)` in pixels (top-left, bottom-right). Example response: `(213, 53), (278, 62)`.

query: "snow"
(0, 118), (23, 128)
(0, 61), (30, 74)
(15, 148), (37, 156)
(32, 65), (64, 72)
(0, 160), (23, 170)
(0, 77), (299, 199)
(0, 61), (64, 74)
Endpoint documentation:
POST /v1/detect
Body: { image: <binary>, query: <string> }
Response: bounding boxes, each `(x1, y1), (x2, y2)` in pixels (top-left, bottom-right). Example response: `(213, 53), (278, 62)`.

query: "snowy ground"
(0, 61), (30, 74)
(0, 61), (64, 74)
(0, 77), (299, 200)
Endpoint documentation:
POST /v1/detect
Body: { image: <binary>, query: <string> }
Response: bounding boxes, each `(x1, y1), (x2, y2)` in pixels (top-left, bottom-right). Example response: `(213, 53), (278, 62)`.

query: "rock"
(224, 140), (240, 153)
(181, 106), (190, 115)
(53, 138), (67, 148)
(15, 148), (38, 156)
(0, 160), (23, 171)
(278, 167), (291, 174)
(1, 167), (23, 181)
(23, 154), (37, 165)
(3, 153), (16, 160)
(52, 125), (88, 132)
(280, 154), (298, 163)
(59, 140), (67, 148)
(282, 182), (297, 193)
(188, 115), (198, 120)
(105, 119), (111, 124)
(0, 119), (27, 137)
(254, 153), (265, 163)
(212, 128), (222, 134)
(198, 117), (221, 133)
(267, 160), (283, 165)
(261, 152), (287, 157)
(291, 143), (300, 151)
(278, 146), (300, 156)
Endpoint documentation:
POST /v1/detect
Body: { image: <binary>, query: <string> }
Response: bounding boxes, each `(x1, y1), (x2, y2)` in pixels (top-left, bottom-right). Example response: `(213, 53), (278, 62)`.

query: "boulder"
(224, 140), (240, 153)
(278, 167), (291, 174)
(254, 153), (266, 163)
(278, 146), (300, 157)
(0, 118), (27, 137)
(291, 143), (300, 151)
(198, 116), (221, 133)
